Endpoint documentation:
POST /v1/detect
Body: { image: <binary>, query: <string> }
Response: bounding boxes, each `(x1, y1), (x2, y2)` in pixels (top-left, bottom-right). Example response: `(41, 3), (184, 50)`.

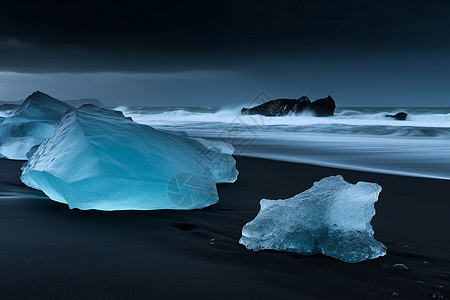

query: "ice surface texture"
(193, 137), (238, 184)
(239, 175), (386, 263)
(21, 105), (238, 210)
(0, 91), (73, 159)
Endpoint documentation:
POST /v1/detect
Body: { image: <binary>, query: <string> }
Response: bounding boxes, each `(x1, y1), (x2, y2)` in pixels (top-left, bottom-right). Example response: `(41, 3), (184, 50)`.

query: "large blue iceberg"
(239, 175), (386, 263)
(21, 105), (238, 210)
(0, 91), (73, 159)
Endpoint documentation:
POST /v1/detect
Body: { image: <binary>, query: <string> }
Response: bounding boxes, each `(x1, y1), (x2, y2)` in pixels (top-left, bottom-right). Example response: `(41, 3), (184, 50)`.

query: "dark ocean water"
(113, 106), (450, 180)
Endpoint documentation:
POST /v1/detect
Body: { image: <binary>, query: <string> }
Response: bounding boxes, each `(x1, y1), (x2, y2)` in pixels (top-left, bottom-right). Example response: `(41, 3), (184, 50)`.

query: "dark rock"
(241, 95), (336, 117)
(310, 95), (336, 117)
(385, 112), (408, 121)
(241, 96), (311, 116)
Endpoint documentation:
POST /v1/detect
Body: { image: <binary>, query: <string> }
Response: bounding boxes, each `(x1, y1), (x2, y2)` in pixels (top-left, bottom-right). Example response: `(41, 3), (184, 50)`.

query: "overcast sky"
(1, 0), (449, 106)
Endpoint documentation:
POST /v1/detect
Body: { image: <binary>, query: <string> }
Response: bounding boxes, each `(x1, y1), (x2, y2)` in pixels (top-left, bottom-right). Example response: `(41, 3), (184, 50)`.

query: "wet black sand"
(0, 157), (449, 299)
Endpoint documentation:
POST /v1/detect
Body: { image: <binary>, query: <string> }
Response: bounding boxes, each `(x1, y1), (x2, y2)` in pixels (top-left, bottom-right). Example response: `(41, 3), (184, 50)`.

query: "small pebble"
(424, 261), (429, 265)
(438, 285), (444, 289)
(404, 244), (410, 248)
(393, 263), (409, 271)
(392, 292), (399, 297)
(209, 238), (215, 246)
(432, 292), (444, 300)
(417, 280), (425, 284)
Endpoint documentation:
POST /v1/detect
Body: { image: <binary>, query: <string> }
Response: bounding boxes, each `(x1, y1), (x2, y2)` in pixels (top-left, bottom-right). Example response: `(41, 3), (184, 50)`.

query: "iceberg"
(0, 91), (73, 159)
(21, 104), (238, 210)
(239, 175), (386, 263)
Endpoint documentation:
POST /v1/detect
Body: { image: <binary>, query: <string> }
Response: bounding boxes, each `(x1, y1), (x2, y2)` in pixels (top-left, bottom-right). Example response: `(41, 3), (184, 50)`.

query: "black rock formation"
(385, 112), (408, 121)
(241, 95), (335, 117)
(310, 96), (336, 117)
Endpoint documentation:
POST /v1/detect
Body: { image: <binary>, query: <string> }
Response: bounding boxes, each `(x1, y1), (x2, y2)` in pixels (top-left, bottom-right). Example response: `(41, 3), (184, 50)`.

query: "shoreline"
(0, 156), (449, 299)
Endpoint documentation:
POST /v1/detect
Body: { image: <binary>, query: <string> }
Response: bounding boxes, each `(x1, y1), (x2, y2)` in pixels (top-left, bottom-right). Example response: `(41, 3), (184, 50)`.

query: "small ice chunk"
(0, 91), (72, 159)
(21, 105), (238, 210)
(432, 292), (444, 300)
(239, 175), (386, 263)
(393, 263), (409, 271)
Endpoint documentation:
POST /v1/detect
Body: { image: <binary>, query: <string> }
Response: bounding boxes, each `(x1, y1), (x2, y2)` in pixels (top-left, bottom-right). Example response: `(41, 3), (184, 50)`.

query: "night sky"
(1, 0), (449, 106)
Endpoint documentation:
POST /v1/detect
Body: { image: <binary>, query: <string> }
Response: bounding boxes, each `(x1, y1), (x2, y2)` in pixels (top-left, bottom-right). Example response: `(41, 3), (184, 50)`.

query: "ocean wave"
(335, 109), (450, 123)
(108, 105), (450, 179)
(114, 106), (450, 137)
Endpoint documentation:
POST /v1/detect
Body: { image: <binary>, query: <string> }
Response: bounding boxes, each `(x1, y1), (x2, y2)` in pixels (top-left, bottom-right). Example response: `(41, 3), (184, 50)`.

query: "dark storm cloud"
(1, 0), (450, 72)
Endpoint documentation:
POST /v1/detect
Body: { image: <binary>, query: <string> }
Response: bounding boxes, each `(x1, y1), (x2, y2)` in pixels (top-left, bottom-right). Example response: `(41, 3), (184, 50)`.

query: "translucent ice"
(193, 137), (238, 183)
(21, 105), (238, 210)
(239, 175), (386, 263)
(0, 91), (73, 159)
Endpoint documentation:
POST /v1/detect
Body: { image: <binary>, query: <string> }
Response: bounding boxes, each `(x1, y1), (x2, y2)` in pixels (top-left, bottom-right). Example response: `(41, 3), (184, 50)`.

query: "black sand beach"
(0, 157), (449, 299)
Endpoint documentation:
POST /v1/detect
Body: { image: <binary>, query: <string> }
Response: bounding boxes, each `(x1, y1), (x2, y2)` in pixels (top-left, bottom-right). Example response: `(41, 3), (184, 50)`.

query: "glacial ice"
(0, 91), (73, 159)
(193, 137), (238, 183)
(239, 175), (386, 263)
(21, 104), (238, 210)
